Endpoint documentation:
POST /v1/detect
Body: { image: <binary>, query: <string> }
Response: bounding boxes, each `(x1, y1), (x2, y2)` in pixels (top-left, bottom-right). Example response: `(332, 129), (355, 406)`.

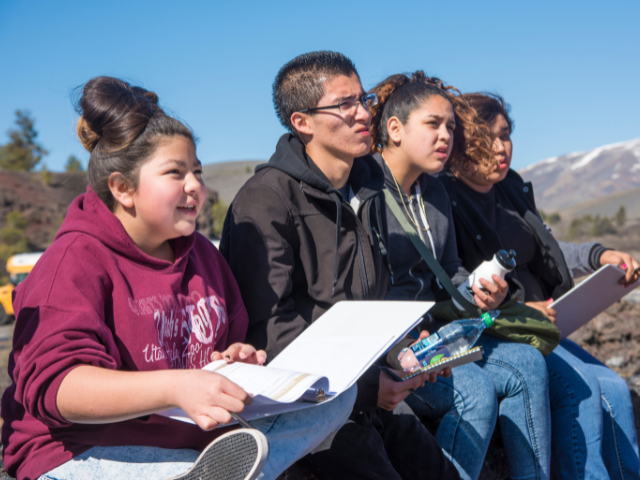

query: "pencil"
(230, 412), (254, 429)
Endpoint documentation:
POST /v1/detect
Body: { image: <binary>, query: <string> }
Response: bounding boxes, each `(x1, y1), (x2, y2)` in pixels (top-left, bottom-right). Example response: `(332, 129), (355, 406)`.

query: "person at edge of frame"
(220, 51), (462, 480)
(1, 76), (358, 480)
(437, 91), (640, 480)
(368, 71), (554, 480)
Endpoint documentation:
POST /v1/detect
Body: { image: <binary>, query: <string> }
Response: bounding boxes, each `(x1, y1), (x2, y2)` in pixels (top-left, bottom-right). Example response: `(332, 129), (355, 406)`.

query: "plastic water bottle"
(453, 250), (516, 311)
(398, 311), (498, 372)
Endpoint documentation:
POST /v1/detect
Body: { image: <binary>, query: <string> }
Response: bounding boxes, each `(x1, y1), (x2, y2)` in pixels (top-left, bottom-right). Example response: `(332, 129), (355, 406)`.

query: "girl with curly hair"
(439, 92), (640, 480)
(369, 72), (552, 480)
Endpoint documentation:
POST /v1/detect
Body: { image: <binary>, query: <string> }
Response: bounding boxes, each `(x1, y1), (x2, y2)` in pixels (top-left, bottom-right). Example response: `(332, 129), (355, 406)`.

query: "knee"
(456, 372), (498, 418)
(600, 372), (633, 412)
(500, 346), (549, 400)
(522, 346), (548, 378)
(325, 384), (357, 427)
(513, 346), (549, 387)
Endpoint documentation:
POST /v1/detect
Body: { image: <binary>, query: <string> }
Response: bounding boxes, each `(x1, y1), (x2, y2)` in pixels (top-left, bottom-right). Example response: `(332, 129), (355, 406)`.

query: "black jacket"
(437, 168), (577, 300)
(221, 134), (390, 411)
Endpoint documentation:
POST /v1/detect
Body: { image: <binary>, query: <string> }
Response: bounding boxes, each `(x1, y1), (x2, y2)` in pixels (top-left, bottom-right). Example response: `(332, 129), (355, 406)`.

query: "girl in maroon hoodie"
(1, 76), (356, 480)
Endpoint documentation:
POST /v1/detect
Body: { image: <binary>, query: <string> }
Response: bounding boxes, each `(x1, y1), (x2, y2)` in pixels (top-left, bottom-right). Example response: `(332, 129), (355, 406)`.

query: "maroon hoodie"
(1, 187), (249, 480)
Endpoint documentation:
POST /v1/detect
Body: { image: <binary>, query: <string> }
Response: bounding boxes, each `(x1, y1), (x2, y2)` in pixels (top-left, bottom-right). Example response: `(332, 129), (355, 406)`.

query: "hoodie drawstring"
(330, 192), (343, 296)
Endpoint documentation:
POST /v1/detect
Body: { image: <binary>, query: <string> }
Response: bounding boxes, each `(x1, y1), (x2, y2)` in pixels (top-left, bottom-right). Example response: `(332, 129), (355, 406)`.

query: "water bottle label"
(418, 346), (452, 368)
(409, 333), (443, 357)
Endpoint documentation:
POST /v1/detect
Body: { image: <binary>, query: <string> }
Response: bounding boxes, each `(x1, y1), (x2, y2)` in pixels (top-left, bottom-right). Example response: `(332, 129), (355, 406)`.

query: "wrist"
(158, 369), (187, 410)
(594, 245), (611, 268)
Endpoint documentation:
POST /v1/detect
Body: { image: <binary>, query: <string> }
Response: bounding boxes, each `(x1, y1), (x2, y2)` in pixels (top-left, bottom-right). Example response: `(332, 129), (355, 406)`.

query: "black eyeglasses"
(299, 93), (379, 115)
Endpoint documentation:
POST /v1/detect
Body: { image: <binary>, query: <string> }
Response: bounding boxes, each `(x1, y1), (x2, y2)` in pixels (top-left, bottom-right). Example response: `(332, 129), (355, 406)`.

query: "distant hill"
(0, 170), (219, 253)
(201, 160), (264, 205)
(0, 171), (88, 250)
(519, 138), (640, 213)
(556, 187), (640, 221)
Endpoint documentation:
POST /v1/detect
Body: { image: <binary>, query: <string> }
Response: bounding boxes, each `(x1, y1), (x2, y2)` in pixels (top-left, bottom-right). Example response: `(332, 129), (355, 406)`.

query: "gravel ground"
(2, 300), (640, 479)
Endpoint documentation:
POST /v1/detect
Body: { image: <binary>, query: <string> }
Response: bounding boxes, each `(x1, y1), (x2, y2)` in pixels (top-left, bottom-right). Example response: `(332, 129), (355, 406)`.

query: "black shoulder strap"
(383, 189), (482, 316)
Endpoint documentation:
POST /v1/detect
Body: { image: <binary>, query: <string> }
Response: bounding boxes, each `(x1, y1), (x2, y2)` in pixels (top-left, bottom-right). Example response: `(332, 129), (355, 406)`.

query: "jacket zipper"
(353, 225), (369, 299)
(303, 183), (374, 299)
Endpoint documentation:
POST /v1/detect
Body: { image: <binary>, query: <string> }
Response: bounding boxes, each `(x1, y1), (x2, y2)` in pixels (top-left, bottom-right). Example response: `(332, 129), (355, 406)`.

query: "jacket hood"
(372, 152), (406, 196)
(257, 134), (384, 200)
(56, 186), (195, 267)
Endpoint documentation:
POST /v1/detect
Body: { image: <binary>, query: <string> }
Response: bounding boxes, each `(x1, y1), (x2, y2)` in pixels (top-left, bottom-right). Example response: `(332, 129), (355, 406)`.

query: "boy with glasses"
(221, 51), (460, 479)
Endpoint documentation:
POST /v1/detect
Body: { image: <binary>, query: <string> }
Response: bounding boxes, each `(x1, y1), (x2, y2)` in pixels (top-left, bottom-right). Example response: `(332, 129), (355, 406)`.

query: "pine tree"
(0, 211), (30, 265)
(615, 205), (627, 227)
(0, 110), (48, 171)
(65, 154), (84, 173)
(211, 201), (229, 238)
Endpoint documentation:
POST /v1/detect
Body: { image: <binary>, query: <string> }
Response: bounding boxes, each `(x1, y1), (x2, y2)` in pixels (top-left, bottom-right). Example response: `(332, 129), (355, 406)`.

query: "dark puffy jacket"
(437, 168), (607, 300)
(221, 134), (390, 411)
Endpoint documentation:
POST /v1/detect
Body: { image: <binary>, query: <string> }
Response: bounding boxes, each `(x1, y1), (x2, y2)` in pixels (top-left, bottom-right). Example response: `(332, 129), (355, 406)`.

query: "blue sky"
(1, 0), (639, 172)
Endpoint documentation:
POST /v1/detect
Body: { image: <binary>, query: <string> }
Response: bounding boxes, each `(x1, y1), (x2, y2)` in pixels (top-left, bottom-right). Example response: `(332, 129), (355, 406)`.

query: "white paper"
(204, 360), (328, 404)
(268, 335), (392, 394)
(550, 264), (640, 338)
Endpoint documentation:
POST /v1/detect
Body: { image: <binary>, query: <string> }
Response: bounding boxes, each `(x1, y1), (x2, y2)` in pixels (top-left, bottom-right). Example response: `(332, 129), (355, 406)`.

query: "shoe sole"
(167, 429), (269, 480)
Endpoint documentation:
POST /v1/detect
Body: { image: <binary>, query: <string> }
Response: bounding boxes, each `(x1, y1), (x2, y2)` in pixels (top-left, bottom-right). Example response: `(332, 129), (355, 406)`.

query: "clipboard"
(550, 264), (640, 338)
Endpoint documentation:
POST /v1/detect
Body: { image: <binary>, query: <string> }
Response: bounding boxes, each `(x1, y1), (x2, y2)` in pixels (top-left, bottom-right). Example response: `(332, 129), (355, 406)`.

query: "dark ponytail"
(368, 71), (494, 176)
(75, 76), (195, 211)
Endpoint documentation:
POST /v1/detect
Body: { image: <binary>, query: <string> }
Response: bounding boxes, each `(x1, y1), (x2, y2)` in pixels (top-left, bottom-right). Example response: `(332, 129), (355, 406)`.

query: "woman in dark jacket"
(438, 92), (640, 480)
(368, 72), (553, 480)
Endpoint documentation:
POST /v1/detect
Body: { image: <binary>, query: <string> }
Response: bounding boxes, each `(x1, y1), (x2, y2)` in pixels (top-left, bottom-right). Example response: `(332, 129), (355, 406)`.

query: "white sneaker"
(166, 429), (269, 480)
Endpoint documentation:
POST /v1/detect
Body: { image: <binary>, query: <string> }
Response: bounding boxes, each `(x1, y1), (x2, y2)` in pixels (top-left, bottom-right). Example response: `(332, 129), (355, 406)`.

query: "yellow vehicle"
(0, 252), (44, 325)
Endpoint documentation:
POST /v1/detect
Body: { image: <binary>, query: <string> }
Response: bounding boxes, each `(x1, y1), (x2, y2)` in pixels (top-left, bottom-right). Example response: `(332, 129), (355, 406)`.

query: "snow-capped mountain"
(519, 138), (640, 212)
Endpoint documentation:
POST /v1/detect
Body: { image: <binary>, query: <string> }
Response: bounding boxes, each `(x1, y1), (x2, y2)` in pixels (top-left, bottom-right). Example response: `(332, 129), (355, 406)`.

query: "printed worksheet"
(204, 360), (328, 404)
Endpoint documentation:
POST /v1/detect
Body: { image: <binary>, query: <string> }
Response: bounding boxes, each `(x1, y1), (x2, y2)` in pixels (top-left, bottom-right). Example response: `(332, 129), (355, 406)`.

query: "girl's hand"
(473, 275), (509, 311)
(599, 250), (640, 287)
(211, 343), (267, 366)
(173, 370), (252, 431)
(526, 300), (556, 324)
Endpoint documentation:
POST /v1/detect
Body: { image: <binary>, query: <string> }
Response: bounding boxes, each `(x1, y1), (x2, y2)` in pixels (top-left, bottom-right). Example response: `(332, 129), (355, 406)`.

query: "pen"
(230, 412), (254, 429)
(382, 366), (435, 410)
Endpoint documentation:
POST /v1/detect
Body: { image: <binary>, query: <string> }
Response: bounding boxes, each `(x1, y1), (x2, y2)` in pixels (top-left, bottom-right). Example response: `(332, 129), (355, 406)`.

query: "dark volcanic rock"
(0, 171), (219, 277)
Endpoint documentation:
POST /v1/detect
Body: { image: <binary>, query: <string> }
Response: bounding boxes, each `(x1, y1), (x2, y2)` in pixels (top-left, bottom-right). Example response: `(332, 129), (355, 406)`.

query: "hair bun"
(77, 116), (101, 152)
(75, 76), (163, 153)
(131, 86), (159, 105)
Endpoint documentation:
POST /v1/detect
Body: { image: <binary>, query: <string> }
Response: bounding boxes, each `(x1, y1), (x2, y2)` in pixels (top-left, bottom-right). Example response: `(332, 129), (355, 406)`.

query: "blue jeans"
(38, 384), (357, 480)
(407, 334), (551, 480)
(547, 339), (640, 480)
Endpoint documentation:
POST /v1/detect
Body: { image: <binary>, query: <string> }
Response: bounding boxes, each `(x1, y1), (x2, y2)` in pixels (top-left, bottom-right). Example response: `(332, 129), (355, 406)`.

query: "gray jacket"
(374, 153), (468, 302)
(558, 240), (605, 278)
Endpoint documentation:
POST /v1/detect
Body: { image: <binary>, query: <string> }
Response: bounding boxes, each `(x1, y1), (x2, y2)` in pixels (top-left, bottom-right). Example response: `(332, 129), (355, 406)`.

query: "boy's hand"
(473, 275), (508, 310)
(173, 370), (252, 431)
(211, 343), (267, 366)
(378, 369), (429, 411)
(599, 250), (640, 287)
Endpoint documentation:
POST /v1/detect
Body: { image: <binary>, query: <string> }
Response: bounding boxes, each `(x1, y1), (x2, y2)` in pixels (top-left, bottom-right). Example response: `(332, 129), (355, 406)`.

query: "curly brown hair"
(461, 92), (514, 133)
(368, 71), (494, 176)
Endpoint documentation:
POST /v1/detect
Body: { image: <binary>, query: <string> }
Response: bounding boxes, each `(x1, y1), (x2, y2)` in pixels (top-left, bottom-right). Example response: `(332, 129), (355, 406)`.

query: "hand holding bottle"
(472, 274), (509, 310)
